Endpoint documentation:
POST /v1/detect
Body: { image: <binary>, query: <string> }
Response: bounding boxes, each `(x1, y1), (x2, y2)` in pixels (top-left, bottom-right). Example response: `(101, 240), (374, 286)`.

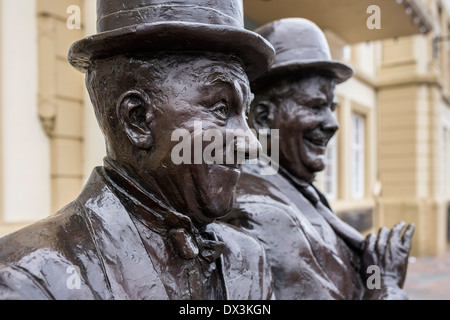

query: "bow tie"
(100, 160), (226, 275)
(165, 211), (225, 276)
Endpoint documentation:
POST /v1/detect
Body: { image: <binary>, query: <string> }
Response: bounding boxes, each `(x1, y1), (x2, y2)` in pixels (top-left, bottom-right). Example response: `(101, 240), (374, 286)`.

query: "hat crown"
(97, 0), (244, 33)
(255, 18), (332, 68)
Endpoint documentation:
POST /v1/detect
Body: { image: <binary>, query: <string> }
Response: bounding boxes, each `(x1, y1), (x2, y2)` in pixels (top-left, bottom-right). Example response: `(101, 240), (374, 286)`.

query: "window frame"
(324, 135), (338, 201)
(351, 112), (366, 200)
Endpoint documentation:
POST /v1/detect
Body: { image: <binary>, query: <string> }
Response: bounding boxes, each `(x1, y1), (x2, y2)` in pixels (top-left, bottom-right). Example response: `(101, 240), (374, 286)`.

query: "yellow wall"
(377, 14), (450, 255)
(0, 0), (50, 235)
(37, 0), (85, 213)
(318, 1), (450, 255)
(0, 0), (86, 237)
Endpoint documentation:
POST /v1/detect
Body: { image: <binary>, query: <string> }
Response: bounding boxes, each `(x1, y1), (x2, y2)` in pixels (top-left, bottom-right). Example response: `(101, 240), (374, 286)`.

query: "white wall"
(1, 0), (50, 222)
(83, 0), (106, 182)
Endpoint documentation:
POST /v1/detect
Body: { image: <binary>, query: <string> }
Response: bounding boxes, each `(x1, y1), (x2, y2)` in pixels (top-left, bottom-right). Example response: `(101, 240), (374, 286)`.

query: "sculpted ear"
(117, 89), (155, 150)
(250, 100), (276, 131)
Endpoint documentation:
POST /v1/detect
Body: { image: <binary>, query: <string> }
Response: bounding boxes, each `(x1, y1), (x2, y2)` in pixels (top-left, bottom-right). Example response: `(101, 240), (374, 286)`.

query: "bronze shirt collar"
(100, 157), (225, 264)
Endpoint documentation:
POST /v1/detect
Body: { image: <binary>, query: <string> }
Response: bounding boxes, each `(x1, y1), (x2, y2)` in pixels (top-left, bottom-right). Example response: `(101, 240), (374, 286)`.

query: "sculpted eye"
(311, 105), (321, 112)
(210, 100), (229, 120)
(311, 103), (327, 113)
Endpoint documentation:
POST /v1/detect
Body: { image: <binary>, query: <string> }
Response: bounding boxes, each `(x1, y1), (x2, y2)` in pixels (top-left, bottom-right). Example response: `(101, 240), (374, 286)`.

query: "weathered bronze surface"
(222, 18), (415, 300)
(0, 0), (275, 300)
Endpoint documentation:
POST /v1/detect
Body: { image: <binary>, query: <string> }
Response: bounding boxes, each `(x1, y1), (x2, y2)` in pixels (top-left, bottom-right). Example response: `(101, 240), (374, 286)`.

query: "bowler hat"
(252, 18), (354, 87)
(68, 0), (275, 81)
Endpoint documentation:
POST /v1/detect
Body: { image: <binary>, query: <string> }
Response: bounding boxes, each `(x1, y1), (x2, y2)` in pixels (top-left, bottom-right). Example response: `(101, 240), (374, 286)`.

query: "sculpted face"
(153, 55), (258, 224)
(135, 54), (258, 225)
(88, 53), (259, 226)
(273, 75), (339, 182)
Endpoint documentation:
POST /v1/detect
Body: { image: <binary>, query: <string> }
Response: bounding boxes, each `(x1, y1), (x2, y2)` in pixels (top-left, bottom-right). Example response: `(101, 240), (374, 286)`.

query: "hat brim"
(68, 21), (275, 81)
(253, 59), (354, 88)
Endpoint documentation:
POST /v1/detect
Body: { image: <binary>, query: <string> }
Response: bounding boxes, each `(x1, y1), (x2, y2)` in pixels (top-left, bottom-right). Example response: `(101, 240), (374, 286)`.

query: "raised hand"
(361, 221), (415, 289)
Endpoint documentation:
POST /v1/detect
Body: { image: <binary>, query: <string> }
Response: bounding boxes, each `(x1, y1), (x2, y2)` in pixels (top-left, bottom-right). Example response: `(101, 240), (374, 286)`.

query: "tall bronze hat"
(68, 0), (275, 81)
(252, 18), (354, 86)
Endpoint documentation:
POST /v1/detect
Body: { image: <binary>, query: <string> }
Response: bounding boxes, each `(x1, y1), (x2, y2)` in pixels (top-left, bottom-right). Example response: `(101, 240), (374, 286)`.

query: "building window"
(351, 113), (365, 199)
(324, 135), (338, 201)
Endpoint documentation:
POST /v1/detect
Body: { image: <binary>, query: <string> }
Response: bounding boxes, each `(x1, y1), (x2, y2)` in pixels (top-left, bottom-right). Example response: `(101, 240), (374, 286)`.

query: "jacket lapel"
(77, 168), (169, 300)
(311, 185), (365, 252)
(210, 222), (272, 300)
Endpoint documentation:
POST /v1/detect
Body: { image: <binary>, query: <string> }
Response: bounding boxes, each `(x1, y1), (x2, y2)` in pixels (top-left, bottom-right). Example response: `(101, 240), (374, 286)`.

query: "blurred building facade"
(0, 0), (449, 256)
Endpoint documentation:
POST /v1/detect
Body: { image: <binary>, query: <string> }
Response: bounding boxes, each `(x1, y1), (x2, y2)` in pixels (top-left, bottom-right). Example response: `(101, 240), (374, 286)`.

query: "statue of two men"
(0, 1), (414, 300)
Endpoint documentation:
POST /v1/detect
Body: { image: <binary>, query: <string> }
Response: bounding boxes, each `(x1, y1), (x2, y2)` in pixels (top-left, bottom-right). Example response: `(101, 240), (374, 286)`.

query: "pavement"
(403, 248), (450, 300)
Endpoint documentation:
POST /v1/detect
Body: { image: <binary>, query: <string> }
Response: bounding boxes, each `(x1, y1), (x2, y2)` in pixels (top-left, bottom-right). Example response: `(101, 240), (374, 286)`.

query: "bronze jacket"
(222, 163), (408, 300)
(0, 168), (273, 300)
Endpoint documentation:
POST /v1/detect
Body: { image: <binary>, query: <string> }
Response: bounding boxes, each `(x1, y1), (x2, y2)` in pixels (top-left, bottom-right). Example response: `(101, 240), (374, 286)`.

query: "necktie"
(300, 185), (365, 252)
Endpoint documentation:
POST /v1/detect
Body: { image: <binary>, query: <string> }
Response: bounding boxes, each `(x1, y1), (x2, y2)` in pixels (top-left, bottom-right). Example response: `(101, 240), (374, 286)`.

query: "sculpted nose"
(234, 119), (262, 161)
(322, 108), (339, 134)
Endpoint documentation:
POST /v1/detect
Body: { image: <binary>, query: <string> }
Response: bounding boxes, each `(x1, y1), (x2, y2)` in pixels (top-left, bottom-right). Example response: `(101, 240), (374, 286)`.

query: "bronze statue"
(221, 18), (415, 300)
(0, 0), (276, 300)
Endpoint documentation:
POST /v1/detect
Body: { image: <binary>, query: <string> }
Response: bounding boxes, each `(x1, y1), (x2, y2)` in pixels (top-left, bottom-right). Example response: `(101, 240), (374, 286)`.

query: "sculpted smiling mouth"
(304, 135), (331, 148)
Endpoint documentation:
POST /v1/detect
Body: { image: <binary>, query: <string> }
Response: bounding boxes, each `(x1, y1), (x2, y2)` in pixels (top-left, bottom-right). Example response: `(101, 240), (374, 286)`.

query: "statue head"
(68, 0), (275, 225)
(248, 18), (354, 183)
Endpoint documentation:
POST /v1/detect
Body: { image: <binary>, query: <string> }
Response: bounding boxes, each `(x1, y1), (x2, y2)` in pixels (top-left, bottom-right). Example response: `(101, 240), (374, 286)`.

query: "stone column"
(37, 0), (85, 213)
